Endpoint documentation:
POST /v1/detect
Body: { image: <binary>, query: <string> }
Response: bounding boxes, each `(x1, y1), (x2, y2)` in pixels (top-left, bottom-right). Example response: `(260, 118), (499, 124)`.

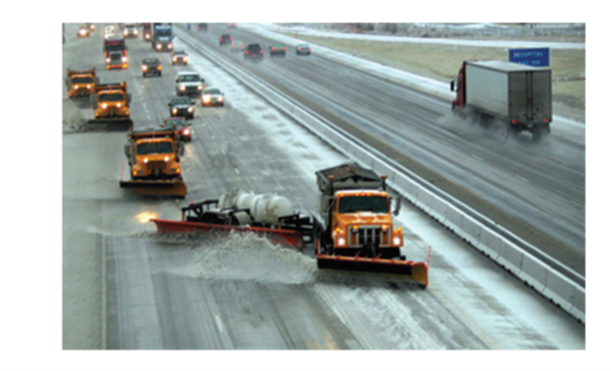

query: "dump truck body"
(451, 60), (552, 141)
(66, 67), (97, 98)
(120, 126), (186, 197)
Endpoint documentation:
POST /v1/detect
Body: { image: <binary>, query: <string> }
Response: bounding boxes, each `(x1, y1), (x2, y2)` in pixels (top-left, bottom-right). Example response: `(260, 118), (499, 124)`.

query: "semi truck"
(450, 60), (552, 142)
(152, 23), (173, 50)
(103, 36), (128, 69)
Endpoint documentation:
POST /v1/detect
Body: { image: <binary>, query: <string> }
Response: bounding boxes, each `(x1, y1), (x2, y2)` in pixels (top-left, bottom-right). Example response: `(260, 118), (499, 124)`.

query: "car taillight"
(245, 50), (249, 54)
(272, 47), (276, 51)
(260, 50), (263, 54)
(282, 47), (286, 50)
(220, 38), (223, 41)
(298, 47), (302, 51)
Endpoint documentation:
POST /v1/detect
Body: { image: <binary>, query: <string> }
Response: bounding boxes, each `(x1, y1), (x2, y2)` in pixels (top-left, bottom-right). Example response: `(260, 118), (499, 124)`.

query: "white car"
(200, 87), (225, 107)
(175, 71), (205, 96)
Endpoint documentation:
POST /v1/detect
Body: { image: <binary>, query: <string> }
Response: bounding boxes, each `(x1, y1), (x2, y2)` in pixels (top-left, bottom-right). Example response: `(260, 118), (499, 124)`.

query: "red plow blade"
(151, 219), (306, 248)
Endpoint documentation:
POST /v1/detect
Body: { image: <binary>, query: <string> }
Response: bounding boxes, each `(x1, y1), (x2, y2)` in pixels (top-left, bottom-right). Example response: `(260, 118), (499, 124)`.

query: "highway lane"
(62, 23), (584, 350)
(183, 24), (585, 275)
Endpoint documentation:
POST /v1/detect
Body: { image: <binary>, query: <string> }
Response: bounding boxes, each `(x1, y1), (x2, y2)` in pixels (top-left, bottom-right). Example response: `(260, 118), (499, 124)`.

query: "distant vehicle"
(143, 23), (152, 40)
(197, 23), (209, 31)
(155, 36), (173, 51)
(123, 23), (139, 38)
(163, 117), (192, 142)
(141, 58), (162, 77)
(87, 23), (96, 31)
(244, 43), (264, 62)
(296, 43), (311, 56)
(219, 33), (232, 47)
(175, 71), (205, 96)
(172, 50), (188, 65)
(104, 24), (115, 35)
(230, 40), (245, 53)
(227, 23), (237, 28)
(200, 87), (225, 107)
(269, 43), (286, 57)
(77, 25), (90, 38)
(168, 96), (196, 120)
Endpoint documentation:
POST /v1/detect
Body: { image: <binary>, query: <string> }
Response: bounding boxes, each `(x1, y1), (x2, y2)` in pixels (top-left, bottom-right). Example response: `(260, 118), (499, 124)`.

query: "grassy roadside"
(281, 33), (585, 122)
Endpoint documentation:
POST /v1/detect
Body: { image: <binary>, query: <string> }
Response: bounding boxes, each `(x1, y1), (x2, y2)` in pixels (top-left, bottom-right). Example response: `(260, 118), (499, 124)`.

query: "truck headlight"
(86, 85), (91, 89)
(202, 95), (211, 103)
(164, 156), (169, 162)
(157, 44), (161, 49)
(105, 57), (110, 63)
(393, 236), (401, 245)
(101, 103), (107, 109)
(169, 44), (173, 49)
(116, 103), (122, 108)
(337, 237), (346, 247)
(142, 65), (148, 71)
(198, 85), (203, 90)
(187, 107), (193, 112)
(121, 56), (128, 62)
(179, 85), (186, 91)
(218, 96), (224, 101)
(172, 108), (178, 114)
(144, 158), (149, 164)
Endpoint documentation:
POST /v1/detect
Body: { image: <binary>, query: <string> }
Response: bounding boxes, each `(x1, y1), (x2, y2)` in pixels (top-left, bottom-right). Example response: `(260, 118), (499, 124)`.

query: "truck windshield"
(338, 196), (389, 214)
(178, 75), (199, 82)
(99, 93), (124, 102)
(106, 44), (125, 52)
(71, 77), (93, 84)
(137, 141), (174, 155)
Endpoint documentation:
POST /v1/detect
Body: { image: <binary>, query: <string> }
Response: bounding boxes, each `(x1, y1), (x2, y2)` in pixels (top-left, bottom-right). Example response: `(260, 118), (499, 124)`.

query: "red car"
(163, 117), (192, 142)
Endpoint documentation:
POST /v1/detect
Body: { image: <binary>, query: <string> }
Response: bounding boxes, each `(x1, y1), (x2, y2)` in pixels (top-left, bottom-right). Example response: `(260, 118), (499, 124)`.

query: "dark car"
(154, 36), (174, 52)
(244, 43), (264, 62)
(296, 43), (311, 56)
(172, 50), (188, 65)
(163, 117), (192, 142)
(227, 23), (237, 28)
(219, 33), (232, 47)
(269, 43), (286, 57)
(168, 96), (196, 120)
(197, 23), (209, 31)
(141, 58), (162, 77)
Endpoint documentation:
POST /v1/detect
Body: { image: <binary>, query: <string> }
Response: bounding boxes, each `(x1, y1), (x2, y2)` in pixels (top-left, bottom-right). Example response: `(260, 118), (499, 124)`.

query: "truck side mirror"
(450, 80), (455, 92)
(392, 197), (401, 216)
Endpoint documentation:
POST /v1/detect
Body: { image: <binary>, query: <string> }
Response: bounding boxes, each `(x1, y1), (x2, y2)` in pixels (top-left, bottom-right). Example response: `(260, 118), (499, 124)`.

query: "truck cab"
(125, 127), (182, 180)
(66, 67), (96, 98)
(104, 36), (128, 69)
(317, 163), (403, 258)
(94, 83), (130, 119)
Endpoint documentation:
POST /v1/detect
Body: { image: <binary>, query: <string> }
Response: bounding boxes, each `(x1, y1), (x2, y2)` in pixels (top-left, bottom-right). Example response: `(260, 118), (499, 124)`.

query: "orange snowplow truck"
(88, 81), (132, 129)
(120, 126), (187, 197)
(66, 67), (97, 98)
(315, 162), (428, 287)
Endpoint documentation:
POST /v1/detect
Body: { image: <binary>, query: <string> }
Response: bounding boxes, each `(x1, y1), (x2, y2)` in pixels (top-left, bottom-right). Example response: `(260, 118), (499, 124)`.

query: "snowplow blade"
(87, 117), (133, 131)
(151, 219), (306, 248)
(317, 254), (429, 288)
(120, 179), (187, 198)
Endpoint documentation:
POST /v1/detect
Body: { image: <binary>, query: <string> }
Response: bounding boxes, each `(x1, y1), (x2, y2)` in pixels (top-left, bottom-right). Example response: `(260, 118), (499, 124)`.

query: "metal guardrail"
(175, 27), (585, 324)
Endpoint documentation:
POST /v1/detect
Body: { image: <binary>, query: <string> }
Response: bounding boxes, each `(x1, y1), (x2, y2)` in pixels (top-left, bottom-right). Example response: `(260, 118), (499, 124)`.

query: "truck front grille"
(350, 226), (384, 247)
(147, 160), (166, 172)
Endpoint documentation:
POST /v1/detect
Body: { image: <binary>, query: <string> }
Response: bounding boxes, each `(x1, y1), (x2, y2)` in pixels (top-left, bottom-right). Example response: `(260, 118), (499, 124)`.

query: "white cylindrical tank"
(217, 190), (293, 224)
(250, 194), (293, 224)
